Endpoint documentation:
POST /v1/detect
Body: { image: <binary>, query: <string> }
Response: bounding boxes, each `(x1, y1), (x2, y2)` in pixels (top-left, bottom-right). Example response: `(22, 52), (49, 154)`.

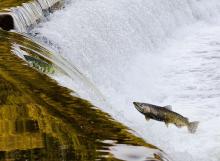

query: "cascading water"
(0, 0), (63, 32)
(30, 0), (220, 160)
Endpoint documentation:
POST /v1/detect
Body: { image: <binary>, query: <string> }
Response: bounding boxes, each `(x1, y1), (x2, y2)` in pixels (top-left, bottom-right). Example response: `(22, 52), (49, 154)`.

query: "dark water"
(0, 29), (169, 161)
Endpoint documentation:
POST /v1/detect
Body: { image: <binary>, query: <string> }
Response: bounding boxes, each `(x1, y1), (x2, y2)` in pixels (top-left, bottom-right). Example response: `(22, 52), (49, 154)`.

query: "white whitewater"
(32, 0), (220, 160)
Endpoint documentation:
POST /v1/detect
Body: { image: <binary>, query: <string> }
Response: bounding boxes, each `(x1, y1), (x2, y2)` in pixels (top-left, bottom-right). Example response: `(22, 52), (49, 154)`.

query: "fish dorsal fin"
(145, 115), (150, 121)
(163, 105), (172, 111)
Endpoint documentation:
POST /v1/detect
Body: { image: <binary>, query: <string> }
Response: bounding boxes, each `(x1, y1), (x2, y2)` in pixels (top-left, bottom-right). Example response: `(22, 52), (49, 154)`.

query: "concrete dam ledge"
(0, 0), (64, 32)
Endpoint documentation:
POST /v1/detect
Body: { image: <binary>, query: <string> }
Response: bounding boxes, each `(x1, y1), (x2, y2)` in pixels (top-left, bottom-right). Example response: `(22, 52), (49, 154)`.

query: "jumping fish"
(133, 102), (199, 133)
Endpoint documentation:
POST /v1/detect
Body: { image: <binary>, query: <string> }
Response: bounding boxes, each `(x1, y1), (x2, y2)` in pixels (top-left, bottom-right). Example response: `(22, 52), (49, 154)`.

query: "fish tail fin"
(187, 121), (199, 134)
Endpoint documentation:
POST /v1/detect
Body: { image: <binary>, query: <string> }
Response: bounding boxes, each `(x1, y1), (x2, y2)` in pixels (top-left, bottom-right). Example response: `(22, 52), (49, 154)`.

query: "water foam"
(32, 0), (220, 160)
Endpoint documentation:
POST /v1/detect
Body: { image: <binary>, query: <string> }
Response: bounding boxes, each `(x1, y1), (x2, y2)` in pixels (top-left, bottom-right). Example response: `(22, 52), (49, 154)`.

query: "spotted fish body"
(133, 102), (199, 133)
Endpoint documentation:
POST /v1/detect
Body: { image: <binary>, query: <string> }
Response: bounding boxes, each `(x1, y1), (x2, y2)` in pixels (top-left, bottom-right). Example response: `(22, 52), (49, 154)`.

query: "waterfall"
(0, 0), (63, 32)
(29, 0), (220, 161)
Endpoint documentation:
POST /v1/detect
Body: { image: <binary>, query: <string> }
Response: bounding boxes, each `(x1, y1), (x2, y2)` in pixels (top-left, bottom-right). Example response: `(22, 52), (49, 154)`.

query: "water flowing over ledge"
(31, 0), (220, 160)
(0, 0), (64, 32)
(0, 1), (173, 161)
(0, 28), (171, 161)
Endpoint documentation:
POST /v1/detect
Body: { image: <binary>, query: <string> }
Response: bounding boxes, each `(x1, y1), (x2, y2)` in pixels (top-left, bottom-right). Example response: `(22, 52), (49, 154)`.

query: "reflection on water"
(0, 0), (30, 11)
(0, 29), (169, 161)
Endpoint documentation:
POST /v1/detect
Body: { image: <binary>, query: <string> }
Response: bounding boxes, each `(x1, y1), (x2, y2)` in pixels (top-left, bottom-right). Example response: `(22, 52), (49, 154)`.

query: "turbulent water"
(29, 0), (220, 160)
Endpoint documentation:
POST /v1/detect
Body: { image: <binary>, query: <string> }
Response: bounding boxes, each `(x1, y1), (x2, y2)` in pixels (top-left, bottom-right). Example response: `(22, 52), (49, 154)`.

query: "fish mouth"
(133, 102), (144, 113)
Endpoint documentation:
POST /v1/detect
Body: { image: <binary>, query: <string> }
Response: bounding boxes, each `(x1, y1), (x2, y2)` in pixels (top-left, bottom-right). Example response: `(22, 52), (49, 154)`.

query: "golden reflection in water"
(0, 0), (32, 11)
(0, 29), (167, 161)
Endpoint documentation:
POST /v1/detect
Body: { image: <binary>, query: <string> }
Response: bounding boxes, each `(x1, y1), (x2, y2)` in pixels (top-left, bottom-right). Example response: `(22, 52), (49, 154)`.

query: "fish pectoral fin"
(165, 122), (169, 127)
(163, 105), (172, 111)
(145, 115), (150, 121)
(174, 123), (182, 128)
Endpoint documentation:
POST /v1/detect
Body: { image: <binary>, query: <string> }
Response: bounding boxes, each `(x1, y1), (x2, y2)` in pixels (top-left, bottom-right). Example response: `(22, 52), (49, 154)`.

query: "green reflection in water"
(0, 29), (166, 161)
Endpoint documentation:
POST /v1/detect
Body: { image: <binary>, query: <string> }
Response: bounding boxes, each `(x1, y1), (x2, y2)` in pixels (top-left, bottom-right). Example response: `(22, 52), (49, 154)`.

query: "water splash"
(32, 0), (220, 160)
(0, 28), (168, 161)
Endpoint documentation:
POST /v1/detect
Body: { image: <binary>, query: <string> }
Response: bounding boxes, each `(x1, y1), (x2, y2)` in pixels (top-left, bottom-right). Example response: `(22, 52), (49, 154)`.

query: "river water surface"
(30, 0), (220, 161)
